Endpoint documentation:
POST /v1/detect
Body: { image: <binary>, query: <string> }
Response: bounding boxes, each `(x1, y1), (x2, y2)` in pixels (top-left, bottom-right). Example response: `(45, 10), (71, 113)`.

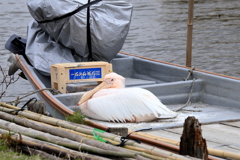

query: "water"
(121, 0), (240, 76)
(0, 0), (240, 102)
(0, 0), (34, 103)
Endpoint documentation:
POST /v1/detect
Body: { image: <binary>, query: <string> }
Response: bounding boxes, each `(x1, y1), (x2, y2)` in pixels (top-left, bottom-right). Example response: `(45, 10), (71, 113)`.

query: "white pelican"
(77, 73), (177, 122)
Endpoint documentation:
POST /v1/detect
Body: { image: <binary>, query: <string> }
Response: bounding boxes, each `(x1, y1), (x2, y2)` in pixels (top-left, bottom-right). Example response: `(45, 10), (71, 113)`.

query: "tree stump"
(179, 116), (208, 159)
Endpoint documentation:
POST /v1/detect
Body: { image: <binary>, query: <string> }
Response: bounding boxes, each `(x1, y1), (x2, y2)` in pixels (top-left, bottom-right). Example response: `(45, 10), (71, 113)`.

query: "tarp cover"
(26, 0), (132, 75)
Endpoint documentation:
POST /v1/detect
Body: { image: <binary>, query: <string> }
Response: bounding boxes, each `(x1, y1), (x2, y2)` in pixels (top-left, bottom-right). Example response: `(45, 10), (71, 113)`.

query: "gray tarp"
(26, 0), (132, 75)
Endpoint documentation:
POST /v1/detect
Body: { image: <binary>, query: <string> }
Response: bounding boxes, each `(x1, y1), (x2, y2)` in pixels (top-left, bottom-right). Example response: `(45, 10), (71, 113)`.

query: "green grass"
(0, 150), (43, 160)
(0, 134), (44, 160)
(65, 111), (90, 124)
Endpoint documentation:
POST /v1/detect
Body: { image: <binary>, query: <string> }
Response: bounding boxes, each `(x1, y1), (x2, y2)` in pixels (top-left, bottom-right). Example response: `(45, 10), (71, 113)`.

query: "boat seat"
(66, 77), (156, 93)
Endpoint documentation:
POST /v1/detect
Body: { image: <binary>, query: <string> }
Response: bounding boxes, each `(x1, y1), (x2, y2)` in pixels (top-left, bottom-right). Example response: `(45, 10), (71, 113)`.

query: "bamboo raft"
(4, 51), (240, 160)
(1, 102), (240, 160)
(2, 0), (240, 159)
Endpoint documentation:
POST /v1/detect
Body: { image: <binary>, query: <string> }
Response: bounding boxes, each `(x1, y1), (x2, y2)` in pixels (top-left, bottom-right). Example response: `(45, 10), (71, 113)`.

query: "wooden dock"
(147, 121), (240, 158)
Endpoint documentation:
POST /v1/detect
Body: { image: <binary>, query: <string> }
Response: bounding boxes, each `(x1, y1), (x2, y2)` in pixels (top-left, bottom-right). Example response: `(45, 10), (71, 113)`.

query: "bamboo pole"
(0, 111), (175, 160)
(0, 104), (192, 160)
(131, 130), (240, 160)
(2, 102), (229, 160)
(105, 139), (186, 160)
(2, 104), (227, 160)
(0, 128), (109, 160)
(130, 130), (180, 146)
(0, 107), (136, 152)
(0, 107), (191, 160)
(45, 122), (175, 159)
(88, 116), (239, 160)
(0, 119), (140, 159)
(48, 124), (185, 160)
(20, 146), (64, 160)
(186, 0), (194, 67)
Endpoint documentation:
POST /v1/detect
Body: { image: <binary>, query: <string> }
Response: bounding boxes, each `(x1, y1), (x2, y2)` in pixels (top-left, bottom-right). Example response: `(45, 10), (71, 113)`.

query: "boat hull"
(13, 53), (240, 126)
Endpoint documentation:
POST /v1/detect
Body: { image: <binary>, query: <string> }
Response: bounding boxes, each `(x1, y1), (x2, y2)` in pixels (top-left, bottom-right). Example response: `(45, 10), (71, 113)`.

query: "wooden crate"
(51, 62), (112, 93)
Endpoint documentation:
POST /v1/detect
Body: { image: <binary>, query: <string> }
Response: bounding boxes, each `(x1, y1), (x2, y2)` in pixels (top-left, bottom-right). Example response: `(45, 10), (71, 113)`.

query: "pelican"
(77, 73), (177, 122)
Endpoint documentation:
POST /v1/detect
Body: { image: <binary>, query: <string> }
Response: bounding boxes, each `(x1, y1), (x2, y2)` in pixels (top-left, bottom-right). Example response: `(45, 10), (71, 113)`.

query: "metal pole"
(186, 0), (194, 67)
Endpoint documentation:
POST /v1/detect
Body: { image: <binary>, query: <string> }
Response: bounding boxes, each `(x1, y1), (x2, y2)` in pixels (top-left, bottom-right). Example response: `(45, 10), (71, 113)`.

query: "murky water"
(122, 0), (240, 76)
(0, 0), (240, 102)
(0, 0), (34, 103)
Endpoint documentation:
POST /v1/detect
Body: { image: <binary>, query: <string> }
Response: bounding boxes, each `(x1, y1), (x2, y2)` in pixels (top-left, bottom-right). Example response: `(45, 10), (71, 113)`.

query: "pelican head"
(103, 72), (125, 89)
(77, 72), (125, 106)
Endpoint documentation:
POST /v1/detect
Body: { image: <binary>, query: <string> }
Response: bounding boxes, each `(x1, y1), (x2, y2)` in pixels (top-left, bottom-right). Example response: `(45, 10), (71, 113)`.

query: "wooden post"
(179, 116), (208, 159)
(186, 0), (194, 67)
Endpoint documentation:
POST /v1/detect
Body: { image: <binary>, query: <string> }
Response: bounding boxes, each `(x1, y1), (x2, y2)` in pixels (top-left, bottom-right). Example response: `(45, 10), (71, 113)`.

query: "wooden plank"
(164, 124), (240, 153)
(179, 116), (208, 159)
(206, 141), (240, 153)
(220, 121), (240, 128)
(146, 129), (240, 153)
(50, 62), (112, 93)
(201, 124), (240, 147)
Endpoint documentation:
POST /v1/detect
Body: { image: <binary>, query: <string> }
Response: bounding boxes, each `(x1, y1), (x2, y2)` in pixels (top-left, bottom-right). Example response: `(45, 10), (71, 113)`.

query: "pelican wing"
(81, 88), (176, 122)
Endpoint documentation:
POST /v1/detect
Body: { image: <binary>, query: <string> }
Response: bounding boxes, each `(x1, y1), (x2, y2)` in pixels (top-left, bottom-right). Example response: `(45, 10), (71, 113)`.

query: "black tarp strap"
(13, 98), (37, 115)
(37, 0), (101, 61)
(105, 128), (153, 147)
(87, 0), (93, 61)
(37, 0), (102, 24)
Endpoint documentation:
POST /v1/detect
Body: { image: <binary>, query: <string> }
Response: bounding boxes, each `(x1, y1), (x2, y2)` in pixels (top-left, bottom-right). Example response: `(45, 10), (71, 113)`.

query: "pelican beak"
(77, 81), (108, 106)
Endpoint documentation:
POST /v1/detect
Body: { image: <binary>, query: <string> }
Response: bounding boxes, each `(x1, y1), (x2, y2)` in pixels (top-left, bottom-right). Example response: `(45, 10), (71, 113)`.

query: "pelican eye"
(111, 79), (114, 81)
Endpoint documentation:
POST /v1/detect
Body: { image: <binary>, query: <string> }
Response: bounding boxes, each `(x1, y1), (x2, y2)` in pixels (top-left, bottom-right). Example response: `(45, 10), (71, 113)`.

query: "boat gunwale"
(15, 54), (74, 116)
(13, 54), (239, 159)
(16, 52), (240, 117)
(119, 51), (240, 81)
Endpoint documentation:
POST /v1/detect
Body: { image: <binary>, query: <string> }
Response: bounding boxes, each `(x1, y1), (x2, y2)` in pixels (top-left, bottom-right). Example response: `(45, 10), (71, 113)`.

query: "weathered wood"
(0, 106), (193, 160)
(0, 128), (109, 160)
(220, 121), (240, 128)
(179, 116), (208, 159)
(0, 118), (138, 159)
(107, 127), (128, 137)
(27, 101), (47, 115)
(186, 0), (194, 67)
(20, 146), (63, 160)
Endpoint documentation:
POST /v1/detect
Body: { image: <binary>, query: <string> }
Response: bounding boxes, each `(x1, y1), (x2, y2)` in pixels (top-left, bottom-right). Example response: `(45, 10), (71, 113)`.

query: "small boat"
(6, 35), (240, 126)
(5, 36), (240, 159)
